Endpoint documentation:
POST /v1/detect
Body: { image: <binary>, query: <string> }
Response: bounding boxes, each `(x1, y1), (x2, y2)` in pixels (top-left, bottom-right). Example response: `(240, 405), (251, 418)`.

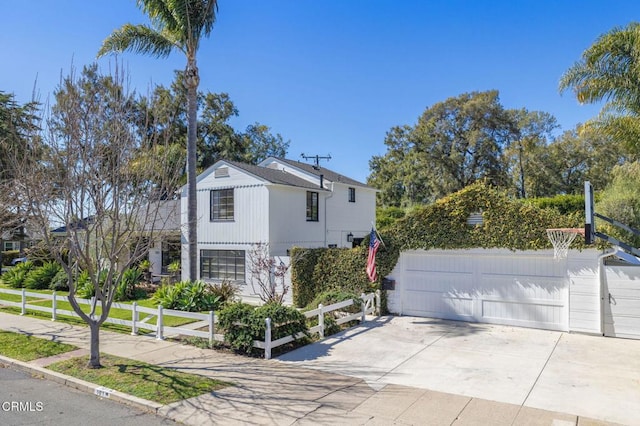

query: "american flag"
(366, 228), (381, 282)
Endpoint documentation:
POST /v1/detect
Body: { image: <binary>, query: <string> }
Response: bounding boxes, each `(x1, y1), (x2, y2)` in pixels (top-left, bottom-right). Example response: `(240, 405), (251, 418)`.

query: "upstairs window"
(348, 187), (356, 203)
(306, 191), (319, 221)
(210, 188), (234, 221)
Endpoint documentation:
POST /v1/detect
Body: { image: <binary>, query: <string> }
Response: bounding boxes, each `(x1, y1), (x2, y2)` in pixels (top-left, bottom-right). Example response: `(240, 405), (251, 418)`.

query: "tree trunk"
(87, 321), (101, 369)
(185, 60), (200, 282)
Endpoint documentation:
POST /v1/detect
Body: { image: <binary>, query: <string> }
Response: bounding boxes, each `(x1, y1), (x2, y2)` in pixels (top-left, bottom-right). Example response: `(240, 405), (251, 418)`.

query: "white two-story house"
(180, 157), (376, 301)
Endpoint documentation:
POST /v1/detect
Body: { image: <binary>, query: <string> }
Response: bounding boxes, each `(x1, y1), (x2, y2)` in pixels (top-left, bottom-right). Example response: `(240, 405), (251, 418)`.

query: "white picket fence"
(0, 288), (380, 359)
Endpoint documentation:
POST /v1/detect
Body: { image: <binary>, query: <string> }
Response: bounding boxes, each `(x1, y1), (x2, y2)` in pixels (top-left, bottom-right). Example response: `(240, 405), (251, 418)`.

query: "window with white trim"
(3, 241), (19, 251)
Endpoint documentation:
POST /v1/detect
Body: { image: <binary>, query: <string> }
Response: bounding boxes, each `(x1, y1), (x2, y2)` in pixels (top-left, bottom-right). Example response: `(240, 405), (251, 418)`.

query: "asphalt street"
(0, 365), (174, 426)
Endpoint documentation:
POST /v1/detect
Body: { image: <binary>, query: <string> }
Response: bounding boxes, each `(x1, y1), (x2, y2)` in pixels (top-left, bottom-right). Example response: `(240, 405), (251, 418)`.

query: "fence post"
(361, 293), (366, 323)
(208, 310), (214, 347)
(157, 305), (164, 340)
(318, 304), (324, 338)
(90, 296), (96, 321)
(375, 290), (381, 316)
(265, 317), (272, 360)
(21, 288), (25, 315)
(131, 302), (138, 336)
(52, 291), (57, 321)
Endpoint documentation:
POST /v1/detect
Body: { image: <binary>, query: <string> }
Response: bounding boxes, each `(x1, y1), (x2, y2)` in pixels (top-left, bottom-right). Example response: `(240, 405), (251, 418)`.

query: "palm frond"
(167, 0), (219, 50)
(97, 24), (181, 58)
(137, 0), (179, 31)
(559, 22), (640, 110)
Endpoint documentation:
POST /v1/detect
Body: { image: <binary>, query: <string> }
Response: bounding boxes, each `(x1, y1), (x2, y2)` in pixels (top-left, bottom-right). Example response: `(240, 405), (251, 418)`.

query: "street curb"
(0, 355), (164, 416)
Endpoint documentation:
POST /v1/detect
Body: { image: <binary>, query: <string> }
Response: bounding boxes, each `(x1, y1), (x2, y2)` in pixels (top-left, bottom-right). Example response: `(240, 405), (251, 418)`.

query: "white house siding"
(385, 249), (601, 332)
(325, 183), (376, 248)
(268, 185), (326, 256)
(181, 166), (269, 281)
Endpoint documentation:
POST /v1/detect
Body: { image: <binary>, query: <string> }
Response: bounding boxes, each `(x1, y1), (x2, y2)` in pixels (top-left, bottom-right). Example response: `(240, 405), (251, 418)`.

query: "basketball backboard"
(584, 181), (595, 244)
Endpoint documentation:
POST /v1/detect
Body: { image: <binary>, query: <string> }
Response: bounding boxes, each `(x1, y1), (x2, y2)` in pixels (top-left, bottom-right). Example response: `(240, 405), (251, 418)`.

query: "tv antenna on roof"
(300, 153), (331, 169)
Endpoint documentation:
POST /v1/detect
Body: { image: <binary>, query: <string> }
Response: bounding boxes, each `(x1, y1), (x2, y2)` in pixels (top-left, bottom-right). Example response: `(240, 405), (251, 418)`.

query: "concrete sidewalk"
(0, 312), (623, 425)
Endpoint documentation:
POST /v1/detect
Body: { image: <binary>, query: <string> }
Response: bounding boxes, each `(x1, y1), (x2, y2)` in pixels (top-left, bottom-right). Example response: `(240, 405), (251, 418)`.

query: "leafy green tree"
(597, 161), (640, 248)
(0, 92), (40, 238)
(560, 22), (640, 157)
(368, 125), (421, 207)
(98, 0), (219, 281)
(369, 91), (517, 206)
(135, 73), (289, 174)
(504, 109), (558, 198)
(524, 124), (627, 197)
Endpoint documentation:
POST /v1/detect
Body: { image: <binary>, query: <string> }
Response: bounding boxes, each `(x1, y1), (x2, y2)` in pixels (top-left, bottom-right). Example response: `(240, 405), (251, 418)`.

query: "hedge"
(291, 234), (399, 309)
(390, 181), (584, 251)
(290, 181), (586, 309)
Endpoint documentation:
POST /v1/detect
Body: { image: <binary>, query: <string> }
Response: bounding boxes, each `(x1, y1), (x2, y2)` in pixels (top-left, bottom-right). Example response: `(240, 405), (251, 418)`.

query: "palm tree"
(98, 0), (218, 281)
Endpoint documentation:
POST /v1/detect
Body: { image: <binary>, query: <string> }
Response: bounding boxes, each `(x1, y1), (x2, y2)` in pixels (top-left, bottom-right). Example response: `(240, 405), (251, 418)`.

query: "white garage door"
(604, 266), (640, 340)
(397, 249), (569, 331)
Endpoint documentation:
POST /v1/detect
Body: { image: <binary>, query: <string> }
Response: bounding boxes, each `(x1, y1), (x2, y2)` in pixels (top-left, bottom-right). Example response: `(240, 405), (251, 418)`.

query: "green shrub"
(376, 206), (406, 230)
(208, 280), (239, 305)
(152, 281), (184, 308)
(528, 194), (586, 216)
(49, 269), (70, 291)
(290, 233), (399, 309)
(151, 280), (222, 312)
(114, 267), (143, 302)
(217, 302), (309, 355)
(217, 302), (257, 354)
(23, 262), (61, 290)
(1, 261), (35, 288)
(75, 270), (94, 299)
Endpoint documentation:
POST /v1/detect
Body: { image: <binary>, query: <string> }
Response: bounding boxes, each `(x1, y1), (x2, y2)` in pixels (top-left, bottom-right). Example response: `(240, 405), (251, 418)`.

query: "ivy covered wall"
(290, 181), (586, 309)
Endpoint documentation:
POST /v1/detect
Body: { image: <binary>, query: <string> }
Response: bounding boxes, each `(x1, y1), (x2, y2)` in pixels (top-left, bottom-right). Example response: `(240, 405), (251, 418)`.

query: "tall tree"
(504, 109), (558, 198)
(98, 0), (219, 281)
(369, 91), (517, 206)
(10, 65), (182, 368)
(0, 92), (40, 239)
(135, 73), (290, 172)
(560, 22), (640, 157)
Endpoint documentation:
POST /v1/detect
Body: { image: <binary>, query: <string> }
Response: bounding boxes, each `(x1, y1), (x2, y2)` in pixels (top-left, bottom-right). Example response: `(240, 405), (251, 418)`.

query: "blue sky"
(2, 1), (639, 183)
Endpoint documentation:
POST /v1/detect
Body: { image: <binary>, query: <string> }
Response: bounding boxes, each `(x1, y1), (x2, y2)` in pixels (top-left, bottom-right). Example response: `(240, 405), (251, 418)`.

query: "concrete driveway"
(278, 316), (640, 425)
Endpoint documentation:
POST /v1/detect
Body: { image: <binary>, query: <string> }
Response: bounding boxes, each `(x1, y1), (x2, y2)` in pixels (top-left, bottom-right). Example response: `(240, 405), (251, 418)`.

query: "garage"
(603, 265), (640, 339)
(386, 249), (601, 332)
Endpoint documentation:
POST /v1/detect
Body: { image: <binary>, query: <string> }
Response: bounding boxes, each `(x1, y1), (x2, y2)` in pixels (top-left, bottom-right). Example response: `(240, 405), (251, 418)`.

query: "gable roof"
(51, 216), (95, 234)
(263, 157), (373, 189)
(215, 160), (328, 191)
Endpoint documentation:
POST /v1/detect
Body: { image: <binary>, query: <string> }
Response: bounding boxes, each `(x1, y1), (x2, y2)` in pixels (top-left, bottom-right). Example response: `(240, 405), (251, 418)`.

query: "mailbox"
(381, 278), (395, 290)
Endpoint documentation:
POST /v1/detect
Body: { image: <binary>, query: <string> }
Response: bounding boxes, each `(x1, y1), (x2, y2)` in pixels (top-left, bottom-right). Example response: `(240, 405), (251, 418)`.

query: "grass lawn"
(48, 354), (231, 405)
(0, 330), (78, 361)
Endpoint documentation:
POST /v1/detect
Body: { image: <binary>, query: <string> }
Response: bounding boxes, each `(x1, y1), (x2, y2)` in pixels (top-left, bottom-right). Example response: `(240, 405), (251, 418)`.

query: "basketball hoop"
(546, 228), (585, 259)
